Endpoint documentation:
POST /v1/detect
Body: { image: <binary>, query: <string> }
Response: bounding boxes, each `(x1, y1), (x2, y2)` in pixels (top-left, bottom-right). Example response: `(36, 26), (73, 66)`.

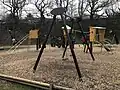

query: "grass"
(0, 80), (41, 90)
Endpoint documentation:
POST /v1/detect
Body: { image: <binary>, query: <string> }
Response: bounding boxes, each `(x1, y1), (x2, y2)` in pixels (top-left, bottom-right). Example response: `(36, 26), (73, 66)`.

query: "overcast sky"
(0, 0), (120, 19)
(0, 0), (79, 19)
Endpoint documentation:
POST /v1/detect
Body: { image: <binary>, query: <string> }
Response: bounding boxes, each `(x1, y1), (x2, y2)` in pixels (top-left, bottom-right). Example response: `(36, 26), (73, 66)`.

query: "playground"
(0, 44), (120, 90)
(0, 5), (120, 90)
(0, 17), (119, 89)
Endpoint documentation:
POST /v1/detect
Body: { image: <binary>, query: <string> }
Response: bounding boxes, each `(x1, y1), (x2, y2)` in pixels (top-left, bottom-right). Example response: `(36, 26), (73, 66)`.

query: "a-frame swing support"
(33, 7), (94, 79)
(62, 15), (95, 61)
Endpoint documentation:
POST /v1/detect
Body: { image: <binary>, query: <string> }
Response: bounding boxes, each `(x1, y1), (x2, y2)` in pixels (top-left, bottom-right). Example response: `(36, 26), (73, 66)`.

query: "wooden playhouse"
(89, 26), (106, 42)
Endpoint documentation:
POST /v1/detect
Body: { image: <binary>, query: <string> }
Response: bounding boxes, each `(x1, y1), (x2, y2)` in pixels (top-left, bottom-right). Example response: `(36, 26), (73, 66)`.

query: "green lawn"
(0, 80), (41, 90)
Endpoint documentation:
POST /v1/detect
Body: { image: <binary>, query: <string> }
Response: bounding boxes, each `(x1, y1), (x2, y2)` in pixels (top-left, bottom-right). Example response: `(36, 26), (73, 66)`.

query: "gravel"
(0, 45), (120, 90)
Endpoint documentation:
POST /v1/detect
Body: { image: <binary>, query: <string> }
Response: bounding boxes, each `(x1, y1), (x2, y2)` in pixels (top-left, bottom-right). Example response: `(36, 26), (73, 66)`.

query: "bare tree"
(86, 0), (113, 20)
(1, 0), (27, 18)
(1, 0), (27, 40)
(54, 0), (69, 12)
(105, 7), (115, 17)
(31, 0), (53, 25)
(66, 0), (77, 17)
(78, 0), (88, 20)
(104, 0), (120, 17)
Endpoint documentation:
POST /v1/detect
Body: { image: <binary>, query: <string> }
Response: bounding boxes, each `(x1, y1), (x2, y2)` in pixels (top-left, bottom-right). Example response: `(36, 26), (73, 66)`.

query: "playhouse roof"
(92, 27), (106, 30)
(62, 25), (71, 30)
